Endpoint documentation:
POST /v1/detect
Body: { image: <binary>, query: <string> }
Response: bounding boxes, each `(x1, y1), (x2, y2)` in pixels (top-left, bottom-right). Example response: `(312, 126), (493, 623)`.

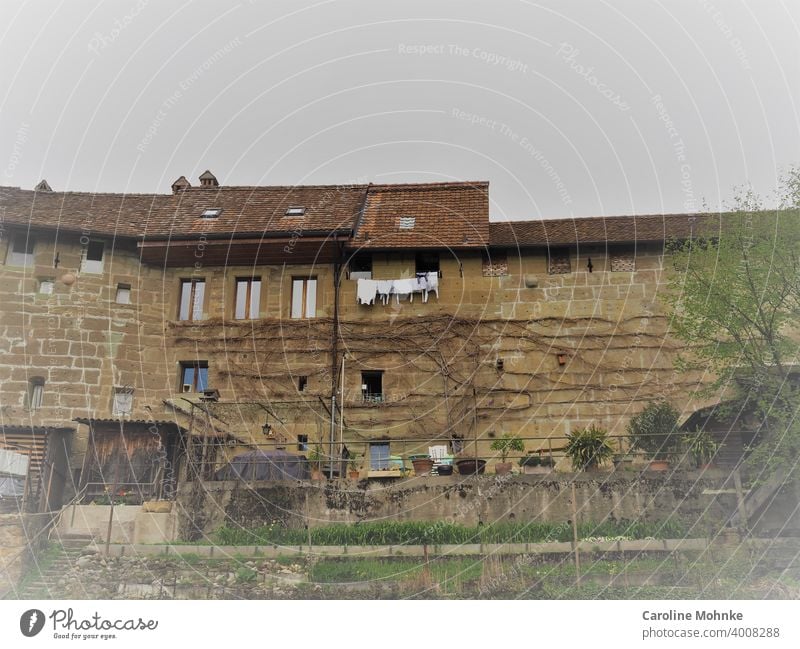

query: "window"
(200, 208), (222, 218)
(112, 387), (134, 416)
(234, 277), (261, 319)
(179, 361), (209, 393)
(399, 216), (416, 230)
(115, 283), (131, 304)
(369, 442), (391, 470)
(349, 253), (372, 280)
(361, 371), (383, 403)
(6, 234), (34, 267)
(482, 250), (508, 277)
(297, 435), (309, 451)
(38, 278), (55, 294)
(26, 377), (44, 410)
(291, 277), (317, 319)
(82, 240), (104, 273)
(298, 376), (308, 392)
(610, 251), (636, 272)
(548, 248), (571, 274)
(178, 279), (205, 321)
(284, 206), (306, 216)
(415, 252), (440, 275)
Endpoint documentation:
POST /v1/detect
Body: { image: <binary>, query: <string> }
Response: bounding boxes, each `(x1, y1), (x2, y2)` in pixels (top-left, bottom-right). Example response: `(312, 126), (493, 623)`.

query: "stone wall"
(176, 472), (736, 540)
(0, 512), (49, 596)
(1, 229), (715, 486)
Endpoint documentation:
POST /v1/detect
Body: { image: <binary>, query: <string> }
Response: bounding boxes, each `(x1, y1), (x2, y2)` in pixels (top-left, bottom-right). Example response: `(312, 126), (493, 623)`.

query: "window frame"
(6, 233), (35, 267)
(482, 250), (509, 277)
(415, 252), (440, 275)
(111, 387), (134, 416)
(234, 277), (261, 320)
(369, 442), (391, 470)
(179, 361), (209, 393)
(38, 278), (55, 295)
(609, 248), (637, 272)
(361, 370), (384, 403)
(547, 248), (572, 275)
(290, 277), (317, 319)
(115, 283), (132, 304)
(82, 240), (105, 274)
(26, 377), (45, 410)
(178, 278), (206, 321)
(349, 253), (373, 280)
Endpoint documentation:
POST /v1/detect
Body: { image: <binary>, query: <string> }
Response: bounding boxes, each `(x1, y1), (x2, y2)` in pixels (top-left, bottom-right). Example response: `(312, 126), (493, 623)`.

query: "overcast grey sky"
(1, 0), (798, 220)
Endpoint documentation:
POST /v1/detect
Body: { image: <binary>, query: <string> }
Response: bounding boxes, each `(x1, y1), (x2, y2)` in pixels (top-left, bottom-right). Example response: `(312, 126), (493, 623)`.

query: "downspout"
(329, 245), (342, 479)
(328, 186), (370, 475)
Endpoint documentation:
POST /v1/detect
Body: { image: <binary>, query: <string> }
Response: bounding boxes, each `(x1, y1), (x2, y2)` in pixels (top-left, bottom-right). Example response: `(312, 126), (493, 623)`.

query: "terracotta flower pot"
(648, 460), (670, 472)
(349, 470), (360, 479)
(311, 469), (326, 481)
(412, 458), (434, 476)
(494, 462), (513, 476)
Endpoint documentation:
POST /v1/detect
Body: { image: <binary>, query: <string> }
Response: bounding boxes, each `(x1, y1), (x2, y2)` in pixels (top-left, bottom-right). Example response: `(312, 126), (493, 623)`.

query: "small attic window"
(200, 208), (222, 219)
(285, 206), (306, 217)
(399, 216), (416, 230)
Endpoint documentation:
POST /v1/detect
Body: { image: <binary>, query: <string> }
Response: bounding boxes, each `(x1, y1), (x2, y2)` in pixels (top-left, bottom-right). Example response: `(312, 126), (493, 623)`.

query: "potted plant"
(682, 429), (720, 469)
(626, 400), (681, 471)
(454, 453), (486, 475)
(347, 453), (361, 479)
(519, 453), (554, 475)
(490, 433), (525, 475)
(409, 454), (434, 476)
(565, 424), (614, 471)
(307, 444), (325, 481)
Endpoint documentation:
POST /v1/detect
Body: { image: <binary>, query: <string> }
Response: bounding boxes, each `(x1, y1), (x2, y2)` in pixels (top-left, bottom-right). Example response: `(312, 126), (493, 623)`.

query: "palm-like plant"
(565, 424), (615, 470)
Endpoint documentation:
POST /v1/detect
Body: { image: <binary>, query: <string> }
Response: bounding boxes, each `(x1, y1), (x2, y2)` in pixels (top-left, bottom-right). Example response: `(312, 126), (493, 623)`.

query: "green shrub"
(565, 424), (615, 470)
(627, 400), (681, 461)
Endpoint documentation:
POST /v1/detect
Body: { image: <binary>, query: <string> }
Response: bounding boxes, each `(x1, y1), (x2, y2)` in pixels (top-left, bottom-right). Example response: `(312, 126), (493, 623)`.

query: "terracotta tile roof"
(352, 182), (490, 249)
(0, 185), (369, 240)
(489, 213), (720, 247)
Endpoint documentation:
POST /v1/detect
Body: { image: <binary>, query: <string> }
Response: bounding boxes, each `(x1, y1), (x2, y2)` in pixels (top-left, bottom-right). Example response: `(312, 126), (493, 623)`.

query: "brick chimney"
(198, 170), (219, 187)
(171, 175), (191, 194)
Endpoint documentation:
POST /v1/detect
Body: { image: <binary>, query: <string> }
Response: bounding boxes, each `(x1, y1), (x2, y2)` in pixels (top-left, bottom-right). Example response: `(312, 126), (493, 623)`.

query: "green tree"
(664, 168), (800, 479)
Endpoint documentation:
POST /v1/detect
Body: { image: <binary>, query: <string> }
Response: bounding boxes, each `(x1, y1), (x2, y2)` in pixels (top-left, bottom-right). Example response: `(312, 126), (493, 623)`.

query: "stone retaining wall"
(176, 471), (737, 540)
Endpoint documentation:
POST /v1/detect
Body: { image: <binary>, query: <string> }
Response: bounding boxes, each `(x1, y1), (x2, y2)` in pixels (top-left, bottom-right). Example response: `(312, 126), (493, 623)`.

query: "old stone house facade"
(0, 172), (716, 507)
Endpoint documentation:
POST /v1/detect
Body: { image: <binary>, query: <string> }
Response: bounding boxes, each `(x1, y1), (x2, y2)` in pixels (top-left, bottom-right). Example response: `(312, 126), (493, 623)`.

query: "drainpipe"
(329, 239), (344, 479)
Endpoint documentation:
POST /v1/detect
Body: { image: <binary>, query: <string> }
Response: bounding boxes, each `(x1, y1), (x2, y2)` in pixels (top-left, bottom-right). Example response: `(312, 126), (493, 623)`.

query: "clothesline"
(356, 272), (440, 305)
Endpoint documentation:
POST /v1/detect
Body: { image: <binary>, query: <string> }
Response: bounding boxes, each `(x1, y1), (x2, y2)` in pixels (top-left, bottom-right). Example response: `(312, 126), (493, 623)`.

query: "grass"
(207, 518), (687, 546)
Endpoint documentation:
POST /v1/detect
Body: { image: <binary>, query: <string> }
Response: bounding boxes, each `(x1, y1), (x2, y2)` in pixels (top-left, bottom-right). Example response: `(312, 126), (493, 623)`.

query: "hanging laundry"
(376, 280), (394, 305)
(416, 272), (439, 302)
(356, 279), (378, 305)
(392, 278), (417, 303)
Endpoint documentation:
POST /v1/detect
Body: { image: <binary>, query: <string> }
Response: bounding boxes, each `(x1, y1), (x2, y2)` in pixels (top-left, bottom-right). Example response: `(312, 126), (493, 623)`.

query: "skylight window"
(399, 216), (416, 230)
(285, 206), (306, 217)
(200, 208), (222, 218)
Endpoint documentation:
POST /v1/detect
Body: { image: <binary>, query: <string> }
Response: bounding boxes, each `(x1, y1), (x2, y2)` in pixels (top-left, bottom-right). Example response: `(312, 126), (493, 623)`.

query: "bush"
(627, 401), (681, 461)
(490, 433), (525, 463)
(565, 424), (615, 470)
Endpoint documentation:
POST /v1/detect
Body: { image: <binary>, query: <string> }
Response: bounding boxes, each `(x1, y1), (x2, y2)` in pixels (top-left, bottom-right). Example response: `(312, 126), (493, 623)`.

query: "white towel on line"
(376, 281), (393, 305)
(356, 279), (378, 305)
(392, 278), (417, 304)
